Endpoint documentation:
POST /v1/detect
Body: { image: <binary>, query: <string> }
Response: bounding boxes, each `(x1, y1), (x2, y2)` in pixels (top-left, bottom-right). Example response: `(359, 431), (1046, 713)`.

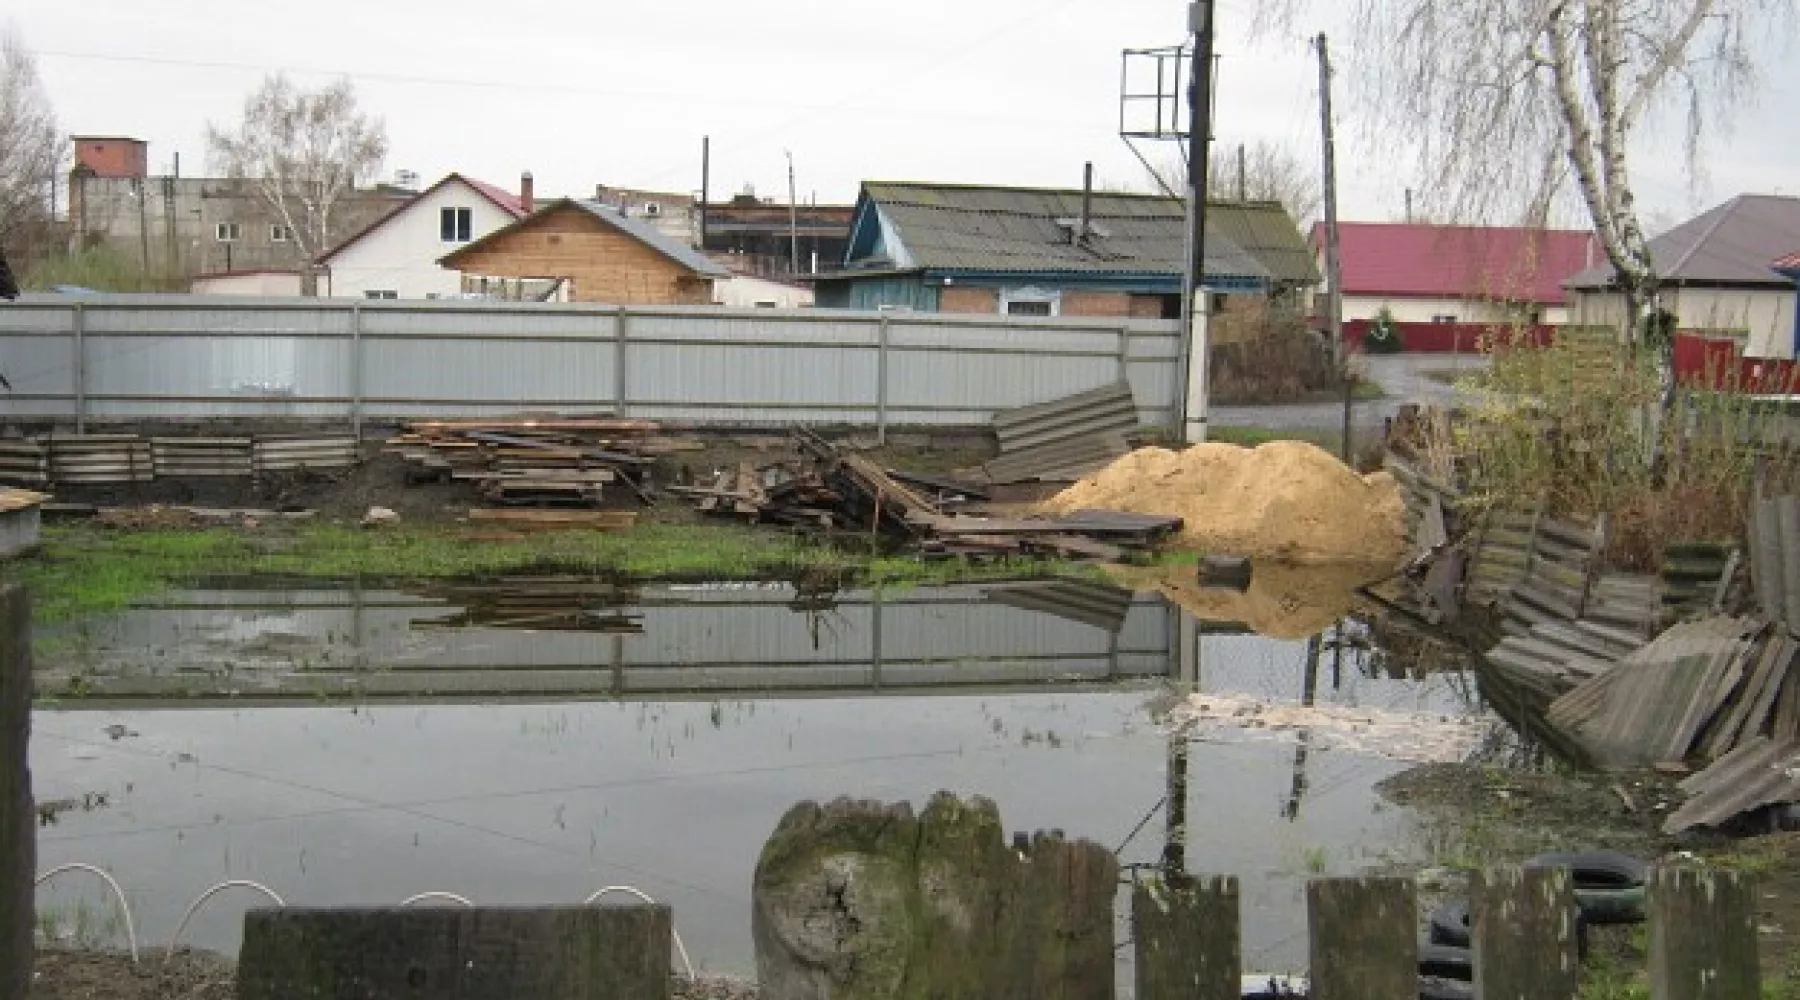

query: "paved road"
(1210, 353), (1489, 433)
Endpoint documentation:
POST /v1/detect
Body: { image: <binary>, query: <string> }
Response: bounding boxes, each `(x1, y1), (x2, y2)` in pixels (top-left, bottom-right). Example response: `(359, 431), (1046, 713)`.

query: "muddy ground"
(28, 949), (762, 999)
(1383, 760), (1800, 986)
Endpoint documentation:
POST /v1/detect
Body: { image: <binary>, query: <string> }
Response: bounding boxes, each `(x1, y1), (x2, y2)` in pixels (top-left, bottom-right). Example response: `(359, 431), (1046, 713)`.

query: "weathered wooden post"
(1307, 877), (1417, 1000)
(0, 585), (32, 1000)
(1472, 865), (1579, 999)
(753, 793), (1117, 1000)
(1648, 866), (1760, 1000)
(1133, 874), (1241, 1000)
(239, 906), (671, 1000)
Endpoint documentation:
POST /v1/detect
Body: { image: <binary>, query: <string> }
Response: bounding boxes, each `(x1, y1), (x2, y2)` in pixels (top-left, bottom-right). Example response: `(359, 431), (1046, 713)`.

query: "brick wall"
(1060, 291), (1132, 317)
(447, 204), (714, 305)
(940, 286), (999, 314)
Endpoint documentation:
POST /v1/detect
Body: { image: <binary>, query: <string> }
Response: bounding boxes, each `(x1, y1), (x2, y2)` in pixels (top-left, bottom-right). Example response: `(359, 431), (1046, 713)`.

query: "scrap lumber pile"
(385, 418), (690, 508)
(672, 427), (1181, 561)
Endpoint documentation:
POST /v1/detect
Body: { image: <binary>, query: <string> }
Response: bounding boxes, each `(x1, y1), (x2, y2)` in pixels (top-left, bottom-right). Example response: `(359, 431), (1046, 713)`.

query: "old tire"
(1418, 943), (1472, 982)
(1524, 851), (1648, 925)
(1427, 899), (1471, 947)
(1419, 977), (1475, 1000)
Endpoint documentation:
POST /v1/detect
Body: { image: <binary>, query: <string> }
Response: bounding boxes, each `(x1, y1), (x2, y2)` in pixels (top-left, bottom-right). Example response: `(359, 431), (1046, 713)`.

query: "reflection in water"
(31, 576), (1485, 978)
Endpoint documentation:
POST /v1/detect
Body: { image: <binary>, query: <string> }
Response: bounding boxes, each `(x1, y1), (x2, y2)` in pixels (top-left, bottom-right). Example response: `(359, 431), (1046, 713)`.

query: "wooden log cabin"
(439, 198), (730, 305)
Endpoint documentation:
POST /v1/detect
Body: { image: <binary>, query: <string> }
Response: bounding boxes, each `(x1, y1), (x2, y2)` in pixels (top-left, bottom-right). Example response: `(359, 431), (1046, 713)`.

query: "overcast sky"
(13, 0), (1796, 225)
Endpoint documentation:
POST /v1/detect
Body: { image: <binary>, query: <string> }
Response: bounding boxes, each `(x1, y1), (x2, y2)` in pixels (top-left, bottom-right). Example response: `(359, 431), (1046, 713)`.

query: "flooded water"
(28, 579), (1486, 980)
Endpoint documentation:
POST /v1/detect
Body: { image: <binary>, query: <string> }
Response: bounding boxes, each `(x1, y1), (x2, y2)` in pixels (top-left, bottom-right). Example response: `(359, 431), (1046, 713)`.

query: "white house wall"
(1569, 287), (1797, 358)
(191, 272), (304, 296)
(1340, 294), (1566, 325)
(715, 275), (814, 308)
(326, 182), (520, 299)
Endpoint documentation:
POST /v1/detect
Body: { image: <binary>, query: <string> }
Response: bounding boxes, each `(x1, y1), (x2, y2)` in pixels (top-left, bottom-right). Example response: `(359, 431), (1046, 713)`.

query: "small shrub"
(1364, 308), (1405, 354)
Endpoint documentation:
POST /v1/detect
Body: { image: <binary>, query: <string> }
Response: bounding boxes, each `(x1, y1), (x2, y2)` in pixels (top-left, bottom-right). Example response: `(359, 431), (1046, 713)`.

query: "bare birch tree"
(0, 28), (66, 264)
(206, 75), (387, 270)
(1256, 0), (1791, 343)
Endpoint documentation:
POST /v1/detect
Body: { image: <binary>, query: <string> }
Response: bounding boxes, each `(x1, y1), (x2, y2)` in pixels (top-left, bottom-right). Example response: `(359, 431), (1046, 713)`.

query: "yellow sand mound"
(1043, 441), (1406, 565)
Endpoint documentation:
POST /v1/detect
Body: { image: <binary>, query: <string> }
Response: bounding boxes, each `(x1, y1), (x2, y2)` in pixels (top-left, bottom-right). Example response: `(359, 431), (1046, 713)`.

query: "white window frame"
(215, 222), (241, 243)
(269, 224), (294, 243)
(1000, 286), (1061, 317)
(440, 206), (473, 243)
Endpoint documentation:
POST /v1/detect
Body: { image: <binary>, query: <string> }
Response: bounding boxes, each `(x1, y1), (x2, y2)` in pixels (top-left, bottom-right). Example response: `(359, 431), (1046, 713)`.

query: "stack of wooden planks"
(386, 418), (690, 508)
(673, 427), (1181, 561)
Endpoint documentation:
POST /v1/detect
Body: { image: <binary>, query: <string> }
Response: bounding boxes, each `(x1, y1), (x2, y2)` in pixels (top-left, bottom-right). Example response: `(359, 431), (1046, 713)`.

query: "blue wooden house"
(812, 181), (1315, 318)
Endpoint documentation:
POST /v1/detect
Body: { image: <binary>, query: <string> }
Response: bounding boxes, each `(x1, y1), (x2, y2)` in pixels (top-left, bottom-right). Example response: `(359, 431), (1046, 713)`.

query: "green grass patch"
(7, 521), (1091, 627)
(1208, 425), (1351, 452)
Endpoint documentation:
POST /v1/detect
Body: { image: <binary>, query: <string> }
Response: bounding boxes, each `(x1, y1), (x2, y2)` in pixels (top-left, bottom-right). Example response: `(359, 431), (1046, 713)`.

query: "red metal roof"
(1313, 222), (1598, 305)
(462, 176), (528, 218)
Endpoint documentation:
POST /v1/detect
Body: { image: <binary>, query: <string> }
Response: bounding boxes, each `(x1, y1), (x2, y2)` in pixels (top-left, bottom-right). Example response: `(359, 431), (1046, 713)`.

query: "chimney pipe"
(520, 171), (535, 214)
(1079, 162), (1094, 244)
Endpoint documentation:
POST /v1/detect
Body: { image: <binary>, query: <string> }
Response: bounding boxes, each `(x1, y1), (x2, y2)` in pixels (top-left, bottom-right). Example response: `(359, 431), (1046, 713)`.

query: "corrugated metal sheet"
(958, 382), (1138, 484)
(857, 182), (1270, 284)
(1665, 736), (1800, 833)
(1752, 494), (1800, 632)
(0, 296), (1181, 428)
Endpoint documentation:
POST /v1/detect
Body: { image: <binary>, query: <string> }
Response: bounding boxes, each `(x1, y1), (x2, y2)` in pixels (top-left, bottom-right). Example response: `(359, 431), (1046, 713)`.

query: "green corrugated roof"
(859, 181), (1277, 283)
(1206, 200), (1322, 285)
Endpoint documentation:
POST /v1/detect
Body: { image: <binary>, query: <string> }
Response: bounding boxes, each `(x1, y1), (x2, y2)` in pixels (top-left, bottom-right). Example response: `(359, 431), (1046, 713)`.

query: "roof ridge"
(1661, 195), (1743, 276)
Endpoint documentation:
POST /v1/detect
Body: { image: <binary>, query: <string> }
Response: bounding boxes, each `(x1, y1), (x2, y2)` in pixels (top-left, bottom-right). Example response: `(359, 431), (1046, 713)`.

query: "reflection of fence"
(51, 582), (1177, 702)
(0, 295), (1180, 431)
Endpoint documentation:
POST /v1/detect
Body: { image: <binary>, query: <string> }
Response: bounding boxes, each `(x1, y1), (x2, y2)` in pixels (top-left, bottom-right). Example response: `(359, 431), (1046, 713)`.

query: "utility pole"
(1236, 142), (1247, 201)
(699, 136), (711, 251)
(784, 150), (800, 275)
(1315, 32), (1350, 462)
(1176, 0), (1216, 446)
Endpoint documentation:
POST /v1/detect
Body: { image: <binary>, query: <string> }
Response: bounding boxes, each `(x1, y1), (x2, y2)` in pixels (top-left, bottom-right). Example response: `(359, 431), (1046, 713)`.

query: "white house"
(1564, 194), (1800, 359)
(190, 269), (305, 296)
(715, 273), (814, 308)
(320, 173), (530, 300)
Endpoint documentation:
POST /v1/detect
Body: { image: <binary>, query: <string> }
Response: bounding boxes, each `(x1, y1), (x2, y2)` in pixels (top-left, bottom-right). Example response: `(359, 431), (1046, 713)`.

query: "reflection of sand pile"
(1168, 693), (1486, 764)
(1043, 442), (1406, 565)
(1105, 560), (1391, 639)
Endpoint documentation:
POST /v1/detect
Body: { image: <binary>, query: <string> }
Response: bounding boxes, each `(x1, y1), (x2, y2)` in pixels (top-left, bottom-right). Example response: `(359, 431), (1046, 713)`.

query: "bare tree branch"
(0, 26), (66, 263)
(206, 74), (388, 268)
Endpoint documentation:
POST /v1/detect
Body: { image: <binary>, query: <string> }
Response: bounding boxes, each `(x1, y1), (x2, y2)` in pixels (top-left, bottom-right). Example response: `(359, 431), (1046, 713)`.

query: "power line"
(35, 47), (1072, 131)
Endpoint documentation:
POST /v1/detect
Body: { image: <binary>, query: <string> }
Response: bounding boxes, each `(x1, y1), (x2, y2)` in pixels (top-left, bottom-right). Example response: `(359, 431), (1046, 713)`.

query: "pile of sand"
(1043, 441), (1407, 565)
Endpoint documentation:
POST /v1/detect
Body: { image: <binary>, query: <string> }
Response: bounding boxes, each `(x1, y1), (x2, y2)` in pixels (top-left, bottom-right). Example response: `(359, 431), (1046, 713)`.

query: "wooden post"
(1307, 877), (1417, 1000)
(0, 586), (33, 1000)
(1472, 866), (1579, 999)
(238, 905), (672, 1000)
(1133, 875), (1240, 1000)
(1649, 867), (1760, 1000)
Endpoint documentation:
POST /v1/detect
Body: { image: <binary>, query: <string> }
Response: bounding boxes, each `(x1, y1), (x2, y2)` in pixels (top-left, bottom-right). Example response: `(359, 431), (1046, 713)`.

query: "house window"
(215, 222), (241, 242)
(1432, 314), (1459, 324)
(440, 207), (473, 243)
(270, 224), (294, 243)
(1000, 286), (1061, 317)
(364, 290), (398, 300)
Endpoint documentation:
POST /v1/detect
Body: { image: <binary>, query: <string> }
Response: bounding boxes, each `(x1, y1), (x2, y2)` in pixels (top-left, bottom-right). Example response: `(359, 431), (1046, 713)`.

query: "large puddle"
(28, 578), (1488, 980)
